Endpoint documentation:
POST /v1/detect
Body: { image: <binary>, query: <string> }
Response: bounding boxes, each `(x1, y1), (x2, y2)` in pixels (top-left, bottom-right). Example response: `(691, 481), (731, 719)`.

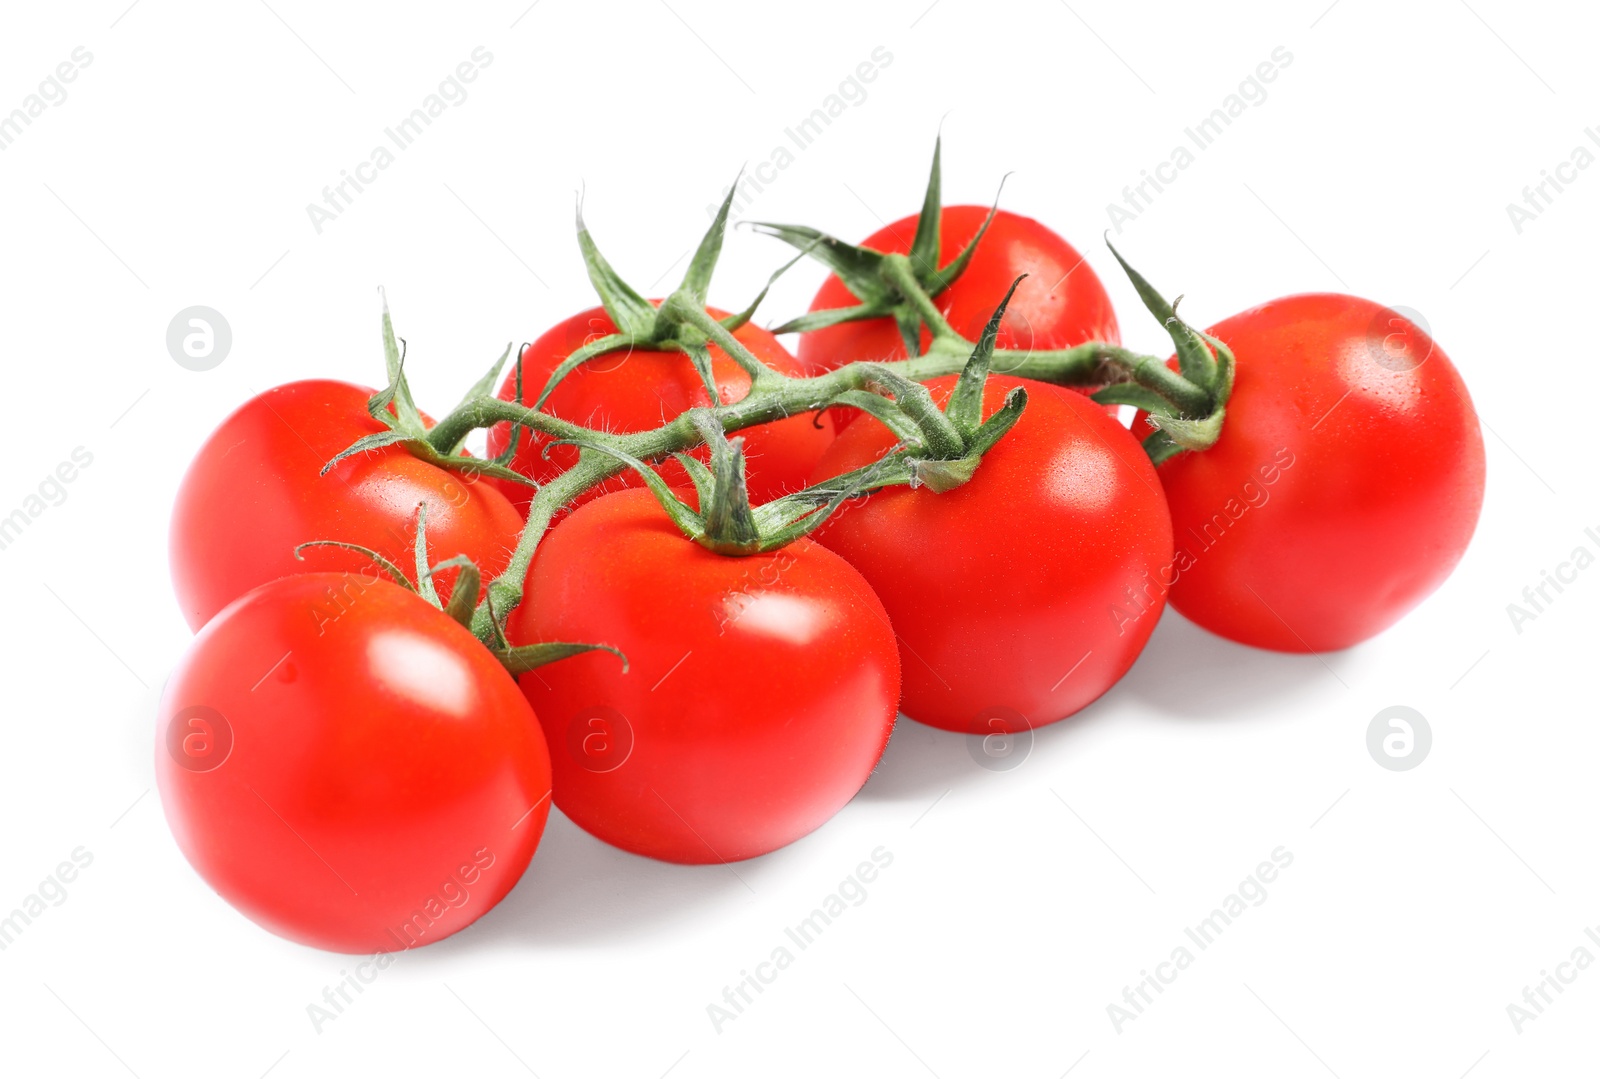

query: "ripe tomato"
(156, 573), (551, 953)
(798, 206), (1121, 425)
(809, 374), (1171, 734)
(170, 380), (523, 632)
(1148, 294), (1485, 652)
(505, 488), (898, 864)
(486, 305), (833, 514)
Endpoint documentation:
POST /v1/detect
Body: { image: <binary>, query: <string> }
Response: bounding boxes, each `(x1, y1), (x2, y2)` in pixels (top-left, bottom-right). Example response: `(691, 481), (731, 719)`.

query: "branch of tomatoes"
(336, 138), (1234, 644)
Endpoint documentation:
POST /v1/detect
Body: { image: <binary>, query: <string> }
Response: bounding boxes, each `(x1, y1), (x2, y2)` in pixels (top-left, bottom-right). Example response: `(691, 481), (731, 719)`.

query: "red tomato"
(156, 573), (551, 953)
(505, 488), (898, 863)
(1150, 294), (1485, 652)
(170, 380), (523, 632)
(809, 375), (1171, 734)
(486, 305), (833, 514)
(799, 206), (1121, 426)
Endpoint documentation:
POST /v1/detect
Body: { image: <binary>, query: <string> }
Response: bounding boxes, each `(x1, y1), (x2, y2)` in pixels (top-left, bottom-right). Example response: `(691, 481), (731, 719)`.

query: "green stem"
(661, 293), (785, 386)
(879, 253), (958, 341)
(465, 336), (1136, 638)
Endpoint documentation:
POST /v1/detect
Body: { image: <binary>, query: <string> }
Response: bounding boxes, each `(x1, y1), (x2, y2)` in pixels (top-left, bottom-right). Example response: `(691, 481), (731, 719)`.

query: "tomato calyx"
(316, 294), (540, 490)
(550, 410), (886, 556)
(295, 501), (627, 675)
(755, 135), (1001, 357)
(1090, 240), (1237, 465)
(830, 276), (1030, 494)
(510, 183), (807, 416)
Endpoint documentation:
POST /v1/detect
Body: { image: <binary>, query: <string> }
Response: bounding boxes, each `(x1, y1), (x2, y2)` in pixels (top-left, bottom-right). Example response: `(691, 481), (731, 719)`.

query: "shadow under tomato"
(418, 807), (801, 953)
(1118, 607), (1354, 720)
(854, 703), (1114, 806)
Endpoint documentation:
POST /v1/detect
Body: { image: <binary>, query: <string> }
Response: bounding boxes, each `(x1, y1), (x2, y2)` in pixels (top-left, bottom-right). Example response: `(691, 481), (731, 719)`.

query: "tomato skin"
(799, 206), (1121, 427)
(156, 573), (551, 953)
(170, 380), (523, 632)
(1153, 294), (1486, 653)
(809, 375), (1171, 733)
(506, 489), (899, 864)
(486, 305), (833, 514)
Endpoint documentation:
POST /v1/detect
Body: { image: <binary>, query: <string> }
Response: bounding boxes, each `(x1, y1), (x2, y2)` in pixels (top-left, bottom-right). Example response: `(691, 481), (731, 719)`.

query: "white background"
(0, 0), (1594, 1075)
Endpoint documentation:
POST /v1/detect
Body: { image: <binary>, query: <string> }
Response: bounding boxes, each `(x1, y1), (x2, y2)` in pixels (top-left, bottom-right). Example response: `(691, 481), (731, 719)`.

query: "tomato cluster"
(157, 149), (1484, 953)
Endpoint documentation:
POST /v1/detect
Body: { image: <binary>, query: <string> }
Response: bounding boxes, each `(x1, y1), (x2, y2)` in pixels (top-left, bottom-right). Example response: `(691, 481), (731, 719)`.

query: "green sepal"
(323, 429), (538, 490)
(1147, 406), (1227, 452)
(530, 331), (639, 411)
(545, 437), (710, 543)
(1200, 328), (1236, 407)
(429, 555), (481, 628)
(321, 429), (414, 474)
(494, 641), (629, 676)
(292, 539), (413, 591)
(1142, 429), (1185, 467)
(964, 385), (1028, 458)
(856, 363), (965, 459)
(718, 244), (813, 333)
(491, 354), (528, 467)
(680, 175), (738, 307)
(411, 503), (441, 606)
(946, 274), (1024, 435)
(747, 222), (892, 306)
(908, 136), (944, 278)
(670, 340), (724, 406)
(768, 300), (891, 337)
(907, 455), (979, 493)
(436, 343), (513, 454)
(925, 176), (1005, 297)
(576, 195), (657, 337)
(751, 456), (900, 548)
(828, 390), (929, 448)
(674, 451), (718, 510)
(689, 411), (761, 551)
(1103, 238), (1218, 393)
(894, 307), (924, 361)
(375, 290), (429, 436)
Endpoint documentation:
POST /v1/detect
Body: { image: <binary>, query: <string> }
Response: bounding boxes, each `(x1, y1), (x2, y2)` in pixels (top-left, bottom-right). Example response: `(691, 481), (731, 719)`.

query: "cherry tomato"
(170, 380), (523, 632)
(487, 305), (833, 514)
(156, 573), (551, 953)
(505, 488), (898, 863)
(1148, 294), (1485, 652)
(809, 375), (1171, 734)
(799, 206), (1121, 427)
